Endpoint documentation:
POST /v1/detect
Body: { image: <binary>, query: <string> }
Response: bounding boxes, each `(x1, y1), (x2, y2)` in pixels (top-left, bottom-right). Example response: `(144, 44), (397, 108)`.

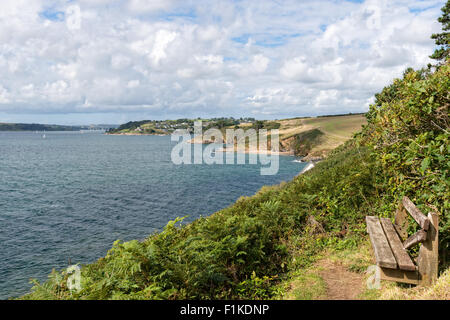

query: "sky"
(0, 0), (445, 125)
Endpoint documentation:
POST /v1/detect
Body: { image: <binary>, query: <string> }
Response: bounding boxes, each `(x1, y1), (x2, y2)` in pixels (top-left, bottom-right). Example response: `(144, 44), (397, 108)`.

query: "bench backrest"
(394, 196), (431, 250)
(394, 196), (439, 286)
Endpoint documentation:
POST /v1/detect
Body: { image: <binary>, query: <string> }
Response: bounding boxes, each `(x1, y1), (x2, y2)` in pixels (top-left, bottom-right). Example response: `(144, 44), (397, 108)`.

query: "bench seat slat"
(366, 216), (397, 269)
(380, 218), (416, 271)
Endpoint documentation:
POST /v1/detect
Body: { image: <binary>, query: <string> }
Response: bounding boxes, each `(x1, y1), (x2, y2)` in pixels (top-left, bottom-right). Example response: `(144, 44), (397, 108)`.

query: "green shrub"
(363, 62), (449, 266)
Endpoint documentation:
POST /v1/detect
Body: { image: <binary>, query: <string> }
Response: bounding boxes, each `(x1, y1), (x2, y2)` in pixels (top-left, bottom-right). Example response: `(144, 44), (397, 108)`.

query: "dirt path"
(317, 259), (365, 300)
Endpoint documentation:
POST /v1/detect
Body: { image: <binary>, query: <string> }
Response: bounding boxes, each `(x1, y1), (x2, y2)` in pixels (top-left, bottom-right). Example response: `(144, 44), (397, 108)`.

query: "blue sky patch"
(159, 8), (197, 22)
(39, 9), (65, 22)
(409, 3), (440, 14)
(232, 32), (303, 47)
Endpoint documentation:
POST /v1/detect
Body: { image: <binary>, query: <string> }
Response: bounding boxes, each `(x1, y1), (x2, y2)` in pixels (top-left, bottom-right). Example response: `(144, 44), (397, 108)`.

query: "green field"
(302, 115), (367, 139)
(276, 114), (367, 158)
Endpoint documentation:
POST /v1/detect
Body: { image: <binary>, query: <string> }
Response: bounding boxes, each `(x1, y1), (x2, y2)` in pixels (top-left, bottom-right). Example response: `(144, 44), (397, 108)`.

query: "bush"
(363, 62), (449, 266)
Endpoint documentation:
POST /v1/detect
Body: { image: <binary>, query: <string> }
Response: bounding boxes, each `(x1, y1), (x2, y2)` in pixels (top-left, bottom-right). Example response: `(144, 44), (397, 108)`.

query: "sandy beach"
(215, 146), (294, 156)
(106, 133), (169, 136)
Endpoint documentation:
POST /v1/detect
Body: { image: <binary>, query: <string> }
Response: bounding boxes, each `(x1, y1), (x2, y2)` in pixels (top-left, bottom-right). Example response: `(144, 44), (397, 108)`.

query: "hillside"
(277, 114), (367, 160)
(214, 114), (366, 160)
(106, 118), (254, 135)
(19, 61), (448, 300)
(109, 114), (367, 161)
(0, 123), (82, 131)
(0, 123), (118, 131)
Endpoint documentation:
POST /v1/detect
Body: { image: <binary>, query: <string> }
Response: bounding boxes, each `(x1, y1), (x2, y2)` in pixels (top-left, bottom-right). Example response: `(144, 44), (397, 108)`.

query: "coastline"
(107, 133), (321, 158)
(105, 132), (169, 136)
(106, 132), (327, 161)
(215, 146), (294, 156)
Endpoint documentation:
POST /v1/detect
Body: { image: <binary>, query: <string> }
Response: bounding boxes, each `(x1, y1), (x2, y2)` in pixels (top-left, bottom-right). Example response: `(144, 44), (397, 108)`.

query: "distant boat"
(42, 134), (46, 139)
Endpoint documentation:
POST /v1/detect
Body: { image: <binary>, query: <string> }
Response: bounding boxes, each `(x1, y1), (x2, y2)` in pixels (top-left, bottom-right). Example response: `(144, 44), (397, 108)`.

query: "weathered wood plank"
(418, 212), (439, 286)
(394, 202), (409, 241)
(380, 218), (416, 271)
(380, 267), (420, 285)
(402, 196), (430, 230)
(403, 229), (427, 250)
(366, 216), (397, 269)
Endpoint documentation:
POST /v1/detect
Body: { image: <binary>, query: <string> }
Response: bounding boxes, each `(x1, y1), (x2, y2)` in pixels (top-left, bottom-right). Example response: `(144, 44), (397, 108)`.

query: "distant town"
(106, 117), (258, 135)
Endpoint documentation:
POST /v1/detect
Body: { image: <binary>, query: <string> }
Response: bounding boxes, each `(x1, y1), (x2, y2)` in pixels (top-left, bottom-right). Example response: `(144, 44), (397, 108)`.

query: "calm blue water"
(0, 131), (305, 299)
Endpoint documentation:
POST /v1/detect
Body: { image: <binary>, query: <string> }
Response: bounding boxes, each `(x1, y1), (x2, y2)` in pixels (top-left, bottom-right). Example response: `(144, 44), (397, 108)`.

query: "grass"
(377, 269), (450, 300)
(278, 114), (366, 139)
(357, 269), (450, 300)
(276, 114), (367, 157)
(277, 240), (450, 301)
(302, 115), (367, 139)
(327, 240), (374, 273)
(279, 269), (327, 300)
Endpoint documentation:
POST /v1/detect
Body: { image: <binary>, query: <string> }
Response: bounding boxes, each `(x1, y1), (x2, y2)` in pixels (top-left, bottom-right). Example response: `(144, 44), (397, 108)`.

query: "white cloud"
(0, 85), (11, 104)
(111, 54), (132, 70)
(150, 29), (177, 66)
(281, 57), (317, 82)
(0, 0), (444, 123)
(251, 55), (269, 73)
(127, 0), (177, 13)
(127, 80), (140, 89)
(195, 54), (223, 72)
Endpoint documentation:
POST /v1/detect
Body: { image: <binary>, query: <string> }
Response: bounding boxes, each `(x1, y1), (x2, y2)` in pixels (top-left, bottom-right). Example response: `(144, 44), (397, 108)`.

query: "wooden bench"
(366, 196), (439, 286)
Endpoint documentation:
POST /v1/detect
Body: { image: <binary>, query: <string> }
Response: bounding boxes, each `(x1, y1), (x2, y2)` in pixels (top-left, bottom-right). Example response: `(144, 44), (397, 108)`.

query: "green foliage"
(430, 0), (450, 63)
(253, 120), (265, 130)
(236, 272), (281, 299)
(364, 62), (449, 264)
(263, 121), (281, 130)
(111, 120), (151, 132)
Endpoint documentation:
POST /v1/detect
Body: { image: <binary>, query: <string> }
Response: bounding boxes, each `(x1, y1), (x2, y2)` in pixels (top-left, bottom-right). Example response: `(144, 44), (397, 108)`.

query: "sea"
(0, 131), (306, 299)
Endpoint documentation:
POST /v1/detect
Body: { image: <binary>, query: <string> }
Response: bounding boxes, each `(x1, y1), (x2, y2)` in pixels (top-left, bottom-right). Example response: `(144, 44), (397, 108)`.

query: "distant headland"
(0, 123), (119, 132)
(107, 113), (367, 161)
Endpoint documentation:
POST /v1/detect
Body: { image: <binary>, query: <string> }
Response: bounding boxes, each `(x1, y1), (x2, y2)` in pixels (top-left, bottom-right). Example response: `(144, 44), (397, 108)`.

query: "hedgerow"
(363, 62), (449, 262)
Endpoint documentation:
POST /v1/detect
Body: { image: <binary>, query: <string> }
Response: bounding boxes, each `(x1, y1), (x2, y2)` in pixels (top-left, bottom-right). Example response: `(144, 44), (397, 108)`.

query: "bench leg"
(417, 212), (439, 286)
